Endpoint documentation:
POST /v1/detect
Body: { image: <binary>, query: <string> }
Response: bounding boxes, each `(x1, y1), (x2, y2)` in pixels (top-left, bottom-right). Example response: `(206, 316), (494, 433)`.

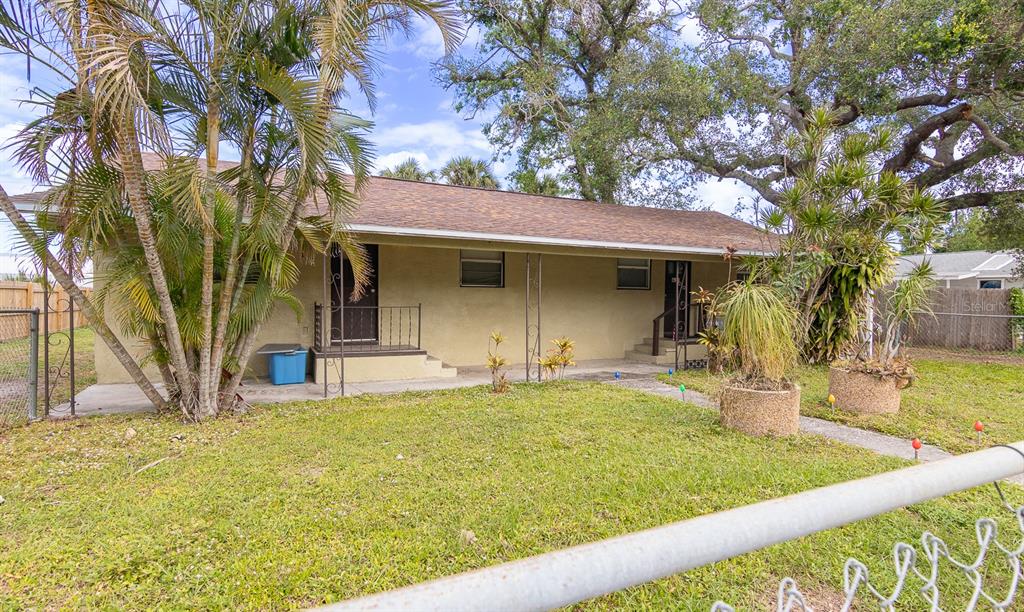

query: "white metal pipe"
(317, 442), (1024, 612)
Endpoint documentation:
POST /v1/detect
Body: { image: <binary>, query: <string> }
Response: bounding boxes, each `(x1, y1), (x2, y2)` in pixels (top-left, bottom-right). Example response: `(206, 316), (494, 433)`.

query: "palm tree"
(439, 156), (501, 189)
(379, 158), (436, 182)
(0, 0), (460, 419)
(510, 168), (565, 196)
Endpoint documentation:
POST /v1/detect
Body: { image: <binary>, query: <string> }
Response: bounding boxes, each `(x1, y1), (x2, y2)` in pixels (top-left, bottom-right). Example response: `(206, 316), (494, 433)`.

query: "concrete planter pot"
(828, 366), (902, 415)
(720, 384), (801, 436)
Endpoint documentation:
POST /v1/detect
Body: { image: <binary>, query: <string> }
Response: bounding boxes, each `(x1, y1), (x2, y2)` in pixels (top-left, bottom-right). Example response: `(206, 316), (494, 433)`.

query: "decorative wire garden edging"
(712, 505), (1024, 611)
(317, 443), (1024, 612)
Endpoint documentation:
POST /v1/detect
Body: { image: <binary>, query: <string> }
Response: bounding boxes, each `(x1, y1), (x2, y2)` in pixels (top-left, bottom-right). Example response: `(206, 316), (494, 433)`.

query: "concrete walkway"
(55, 360), (665, 418)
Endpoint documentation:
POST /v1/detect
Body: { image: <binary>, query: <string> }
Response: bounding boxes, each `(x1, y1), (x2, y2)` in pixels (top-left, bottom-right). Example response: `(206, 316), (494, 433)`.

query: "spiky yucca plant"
(758, 108), (944, 363)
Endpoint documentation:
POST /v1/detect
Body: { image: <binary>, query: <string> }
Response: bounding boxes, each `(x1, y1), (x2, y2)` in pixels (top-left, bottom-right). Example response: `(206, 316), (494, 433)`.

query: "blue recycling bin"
(267, 348), (308, 385)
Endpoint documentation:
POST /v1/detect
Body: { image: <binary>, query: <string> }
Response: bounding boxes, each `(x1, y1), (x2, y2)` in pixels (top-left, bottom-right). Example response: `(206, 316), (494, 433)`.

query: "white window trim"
(616, 258), (651, 290)
(978, 278), (1003, 289)
(460, 250), (505, 288)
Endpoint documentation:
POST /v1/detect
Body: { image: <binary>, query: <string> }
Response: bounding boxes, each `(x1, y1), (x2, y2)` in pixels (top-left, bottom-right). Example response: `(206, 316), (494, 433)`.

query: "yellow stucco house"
(92, 176), (768, 388)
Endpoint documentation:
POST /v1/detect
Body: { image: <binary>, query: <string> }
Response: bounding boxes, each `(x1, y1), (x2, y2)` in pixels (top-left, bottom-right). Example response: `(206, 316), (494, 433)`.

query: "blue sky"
(0, 16), (750, 275)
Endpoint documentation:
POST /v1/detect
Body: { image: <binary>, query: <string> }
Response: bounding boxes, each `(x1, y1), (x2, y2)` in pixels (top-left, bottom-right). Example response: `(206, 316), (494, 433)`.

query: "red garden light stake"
(974, 421), (984, 446)
(911, 438), (922, 462)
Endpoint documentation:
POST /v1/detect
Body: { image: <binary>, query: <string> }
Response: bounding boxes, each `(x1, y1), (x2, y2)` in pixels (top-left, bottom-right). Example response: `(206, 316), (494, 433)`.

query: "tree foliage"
(439, 0), (705, 204)
(0, 0), (459, 419)
(438, 156), (500, 188)
(751, 109), (944, 363)
(444, 0), (1024, 211)
(510, 168), (565, 196)
(379, 158), (437, 181)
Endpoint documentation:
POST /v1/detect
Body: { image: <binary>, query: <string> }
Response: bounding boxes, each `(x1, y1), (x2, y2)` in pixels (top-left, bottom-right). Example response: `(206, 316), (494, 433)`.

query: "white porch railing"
(315, 443), (1024, 612)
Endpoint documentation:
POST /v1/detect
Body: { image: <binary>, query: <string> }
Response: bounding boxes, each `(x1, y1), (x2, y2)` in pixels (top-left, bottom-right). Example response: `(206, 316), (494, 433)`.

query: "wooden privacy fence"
(0, 281), (90, 341)
(900, 287), (1020, 352)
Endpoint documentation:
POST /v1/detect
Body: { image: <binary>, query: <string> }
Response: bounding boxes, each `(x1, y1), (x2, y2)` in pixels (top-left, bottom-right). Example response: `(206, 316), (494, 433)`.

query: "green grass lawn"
(0, 381), (1018, 609)
(661, 358), (1024, 454)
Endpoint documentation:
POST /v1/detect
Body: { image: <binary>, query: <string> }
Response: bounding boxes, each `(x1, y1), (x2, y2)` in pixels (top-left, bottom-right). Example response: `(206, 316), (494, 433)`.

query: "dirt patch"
(907, 347), (1024, 365)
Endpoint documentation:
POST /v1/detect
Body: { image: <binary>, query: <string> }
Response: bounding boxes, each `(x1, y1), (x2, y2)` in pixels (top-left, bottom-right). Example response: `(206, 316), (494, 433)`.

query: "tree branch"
(723, 32), (793, 62)
(965, 114), (1019, 155)
(883, 103), (973, 173)
(939, 190), (1024, 211)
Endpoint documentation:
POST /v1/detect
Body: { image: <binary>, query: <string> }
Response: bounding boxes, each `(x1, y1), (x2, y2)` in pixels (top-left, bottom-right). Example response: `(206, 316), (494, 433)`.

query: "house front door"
(663, 261), (691, 340)
(331, 244), (379, 344)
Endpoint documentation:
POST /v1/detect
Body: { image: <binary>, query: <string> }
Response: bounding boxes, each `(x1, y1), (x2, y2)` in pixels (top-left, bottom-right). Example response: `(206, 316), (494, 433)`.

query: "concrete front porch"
(54, 359), (669, 418)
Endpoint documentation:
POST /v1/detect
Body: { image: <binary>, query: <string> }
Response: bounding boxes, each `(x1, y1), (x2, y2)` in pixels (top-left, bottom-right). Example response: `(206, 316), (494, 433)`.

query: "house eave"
(348, 223), (767, 257)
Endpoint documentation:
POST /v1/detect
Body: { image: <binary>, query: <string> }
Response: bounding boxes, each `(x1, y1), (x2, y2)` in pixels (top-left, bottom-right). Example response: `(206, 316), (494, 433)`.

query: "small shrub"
(487, 331), (510, 393)
(692, 286), (730, 374)
(539, 337), (576, 380)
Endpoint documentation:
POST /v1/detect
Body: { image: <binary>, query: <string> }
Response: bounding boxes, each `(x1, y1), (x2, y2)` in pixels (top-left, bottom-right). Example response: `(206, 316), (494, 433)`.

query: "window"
(460, 250), (504, 287)
(617, 258), (650, 290)
(979, 279), (1003, 289)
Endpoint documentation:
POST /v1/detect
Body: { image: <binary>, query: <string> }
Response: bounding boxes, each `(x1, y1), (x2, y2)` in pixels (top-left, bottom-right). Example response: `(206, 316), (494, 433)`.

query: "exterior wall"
(313, 353), (454, 383)
(94, 252), (326, 384)
(378, 245), (734, 367)
(93, 244), (737, 383)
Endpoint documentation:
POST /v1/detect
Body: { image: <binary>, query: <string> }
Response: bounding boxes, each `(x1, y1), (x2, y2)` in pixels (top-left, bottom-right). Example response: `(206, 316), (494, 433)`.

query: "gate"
(0, 279), (81, 428)
(0, 308), (39, 430)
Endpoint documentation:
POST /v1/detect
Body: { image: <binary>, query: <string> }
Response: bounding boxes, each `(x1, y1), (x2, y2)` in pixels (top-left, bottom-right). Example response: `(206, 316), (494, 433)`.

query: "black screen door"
(331, 244), (378, 344)
(663, 261), (691, 340)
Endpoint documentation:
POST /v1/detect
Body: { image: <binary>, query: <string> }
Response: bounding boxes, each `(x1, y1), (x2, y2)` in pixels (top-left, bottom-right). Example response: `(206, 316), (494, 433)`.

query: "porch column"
(525, 253), (542, 381)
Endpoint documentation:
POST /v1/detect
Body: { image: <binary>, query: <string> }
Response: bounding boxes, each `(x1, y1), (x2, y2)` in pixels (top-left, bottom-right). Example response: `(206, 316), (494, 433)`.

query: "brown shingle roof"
(342, 177), (767, 254)
(12, 157), (768, 254)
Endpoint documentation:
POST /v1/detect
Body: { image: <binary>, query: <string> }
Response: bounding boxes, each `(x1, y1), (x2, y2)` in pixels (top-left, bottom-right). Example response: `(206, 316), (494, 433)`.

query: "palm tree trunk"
(0, 186), (169, 412)
(210, 130), (255, 409)
(196, 92), (220, 419)
(221, 201), (307, 403)
(116, 117), (196, 415)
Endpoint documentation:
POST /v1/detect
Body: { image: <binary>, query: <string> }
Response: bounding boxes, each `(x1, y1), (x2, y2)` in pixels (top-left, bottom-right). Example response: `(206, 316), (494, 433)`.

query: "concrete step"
(633, 342), (676, 356)
(624, 350), (678, 366)
(426, 356), (458, 378)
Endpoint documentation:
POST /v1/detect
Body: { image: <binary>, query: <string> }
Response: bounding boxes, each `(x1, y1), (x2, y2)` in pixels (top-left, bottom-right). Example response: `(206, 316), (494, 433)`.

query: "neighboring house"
(895, 251), (1023, 290)
(16, 176), (769, 386)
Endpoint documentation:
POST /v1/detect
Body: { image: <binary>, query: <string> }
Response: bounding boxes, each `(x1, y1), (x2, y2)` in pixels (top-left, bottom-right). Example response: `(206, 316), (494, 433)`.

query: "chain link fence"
(714, 503), (1024, 611)
(0, 308), (39, 430)
(907, 311), (1024, 354)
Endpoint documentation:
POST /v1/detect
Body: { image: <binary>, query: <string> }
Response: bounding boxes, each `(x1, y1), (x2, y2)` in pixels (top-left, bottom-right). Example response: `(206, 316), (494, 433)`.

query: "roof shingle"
(12, 156), (768, 254)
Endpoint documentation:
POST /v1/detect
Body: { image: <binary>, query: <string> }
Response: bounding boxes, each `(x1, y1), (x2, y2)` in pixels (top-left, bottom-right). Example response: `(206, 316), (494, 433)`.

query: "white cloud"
(371, 119), (493, 172)
(0, 122), (37, 196)
(401, 17), (483, 60)
(693, 179), (761, 219)
(375, 150), (432, 171)
(675, 16), (704, 48)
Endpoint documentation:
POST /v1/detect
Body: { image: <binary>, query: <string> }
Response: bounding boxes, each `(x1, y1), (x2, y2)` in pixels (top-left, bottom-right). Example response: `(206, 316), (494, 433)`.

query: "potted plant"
(718, 281), (801, 436)
(828, 263), (935, 414)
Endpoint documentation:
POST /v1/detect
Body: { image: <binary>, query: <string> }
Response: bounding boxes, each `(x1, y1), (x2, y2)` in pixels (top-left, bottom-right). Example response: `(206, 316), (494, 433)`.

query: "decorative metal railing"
(651, 303), (710, 358)
(313, 303), (422, 354)
(316, 443), (1024, 611)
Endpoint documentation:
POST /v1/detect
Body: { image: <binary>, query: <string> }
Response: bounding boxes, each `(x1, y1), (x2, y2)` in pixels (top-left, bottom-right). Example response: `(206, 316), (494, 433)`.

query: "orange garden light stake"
(974, 421), (984, 446)
(911, 438), (922, 462)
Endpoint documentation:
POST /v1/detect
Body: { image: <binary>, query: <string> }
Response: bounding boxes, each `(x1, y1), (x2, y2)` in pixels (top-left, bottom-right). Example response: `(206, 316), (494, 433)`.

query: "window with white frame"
(979, 279), (1003, 289)
(616, 258), (650, 290)
(460, 250), (504, 287)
